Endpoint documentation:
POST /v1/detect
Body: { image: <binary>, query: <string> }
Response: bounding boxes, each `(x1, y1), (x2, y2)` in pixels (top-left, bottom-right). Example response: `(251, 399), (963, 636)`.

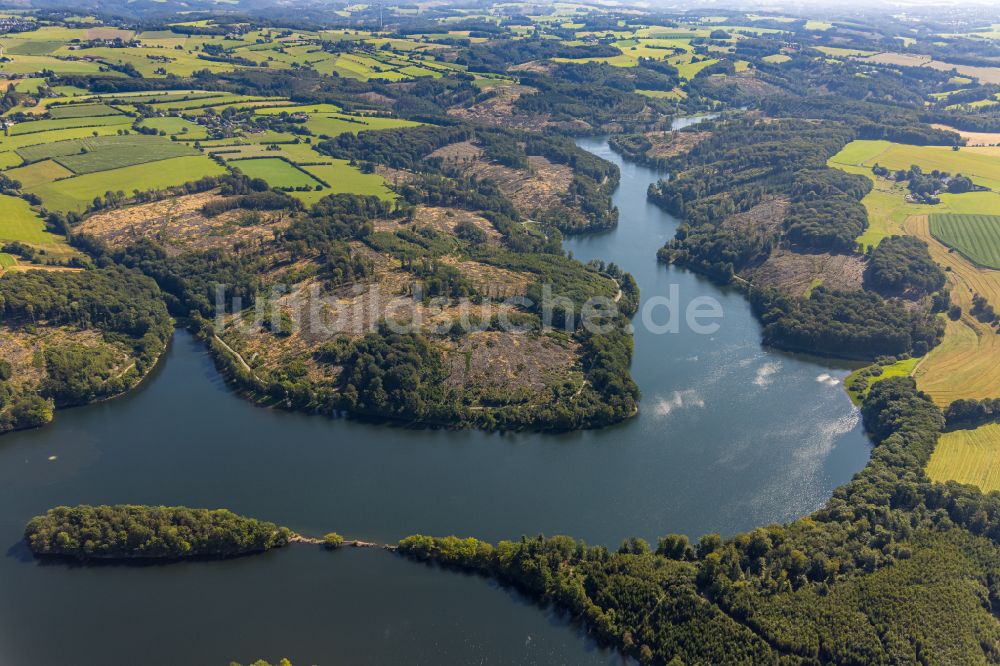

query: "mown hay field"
(907, 215), (1000, 404)
(929, 213), (1000, 269)
(926, 423), (1000, 493)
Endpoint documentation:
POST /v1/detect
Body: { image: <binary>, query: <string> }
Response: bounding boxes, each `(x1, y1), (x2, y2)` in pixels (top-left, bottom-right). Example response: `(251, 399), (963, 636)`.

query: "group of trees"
(752, 287), (943, 359)
(25, 505), (291, 560)
(944, 396), (1000, 428)
(865, 235), (946, 296)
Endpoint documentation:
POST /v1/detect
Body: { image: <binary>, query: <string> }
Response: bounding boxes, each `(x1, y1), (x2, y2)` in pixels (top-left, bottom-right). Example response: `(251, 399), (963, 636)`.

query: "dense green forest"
(25, 505), (291, 560)
(0, 268), (172, 432)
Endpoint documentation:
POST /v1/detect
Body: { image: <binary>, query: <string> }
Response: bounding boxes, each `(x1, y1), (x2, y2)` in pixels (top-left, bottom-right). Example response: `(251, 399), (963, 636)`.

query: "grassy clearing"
(762, 54), (791, 64)
(229, 157), (322, 189)
(27, 155), (227, 212)
(0, 193), (66, 245)
(845, 357), (921, 405)
(926, 423), (1000, 493)
(0, 253), (15, 269)
(637, 88), (687, 99)
(930, 213), (1000, 268)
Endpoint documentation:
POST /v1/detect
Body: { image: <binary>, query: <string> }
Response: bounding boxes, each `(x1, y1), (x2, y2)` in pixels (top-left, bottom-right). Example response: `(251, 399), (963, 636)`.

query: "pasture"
(47, 103), (122, 119)
(301, 113), (420, 138)
(17, 134), (197, 175)
(829, 141), (1000, 247)
(930, 213), (1000, 268)
(136, 117), (208, 139)
(8, 114), (131, 136)
(926, 423), (1000, 493)
(302, 161), (395, 200)
(27, 155), (227, 212)
(230, 158), (322, 189)
(0, 193), (66, 245)
(5, 160), (74, 188)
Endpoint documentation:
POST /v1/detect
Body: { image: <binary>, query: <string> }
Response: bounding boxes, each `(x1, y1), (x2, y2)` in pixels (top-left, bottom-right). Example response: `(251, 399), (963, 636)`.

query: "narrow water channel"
(0, 123), (871, 665)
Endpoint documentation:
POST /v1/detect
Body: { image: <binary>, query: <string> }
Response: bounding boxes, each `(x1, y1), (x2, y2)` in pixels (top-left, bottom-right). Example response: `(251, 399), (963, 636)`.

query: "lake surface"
(0, 127), (871, 666)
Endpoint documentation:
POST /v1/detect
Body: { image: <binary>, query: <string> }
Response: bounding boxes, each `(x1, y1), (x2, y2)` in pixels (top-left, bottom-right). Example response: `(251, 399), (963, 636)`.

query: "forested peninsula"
(25, 505), (291, 561)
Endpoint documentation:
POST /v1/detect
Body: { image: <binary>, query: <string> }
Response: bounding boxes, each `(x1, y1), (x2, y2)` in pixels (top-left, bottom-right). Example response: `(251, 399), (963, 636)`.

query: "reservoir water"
(0, 128), (871, 665)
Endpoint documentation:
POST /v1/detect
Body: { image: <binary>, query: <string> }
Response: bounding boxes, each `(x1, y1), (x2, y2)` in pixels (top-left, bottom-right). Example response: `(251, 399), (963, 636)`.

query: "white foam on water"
(652, 390), (705, 417)
(753, 361), (782, 388)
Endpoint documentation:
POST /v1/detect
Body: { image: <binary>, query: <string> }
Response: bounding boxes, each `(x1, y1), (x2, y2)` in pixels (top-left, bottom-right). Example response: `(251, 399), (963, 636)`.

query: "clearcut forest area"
(2, 1), (1000, 665)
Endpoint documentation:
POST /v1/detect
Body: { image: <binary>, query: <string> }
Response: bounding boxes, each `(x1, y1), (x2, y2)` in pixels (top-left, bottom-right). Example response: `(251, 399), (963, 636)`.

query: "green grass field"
(5, 159), (74, 188)
(302, 114), (419, 139)
(0, 125), (132, 167)
(0, 193), (66, 245)
(0, 253), (15, 269)
(230, 157), (322, 189)
(17, 134), (197, 175)
(53, 138), (197, 175)
(136, 116), (208, 138)
(926, 422), (1000, 493)
(302, 160), (395, 200)
(929, 213), (1000, 268)
(833, 140), (1000, 190)
(0, 54), (115, 75)
(8, 114), (131, 136)
(829, 141), (1000, 248)
(47, 102), (122, 119)
(5, 40), (63, 55)
(27, 155), (227, 212)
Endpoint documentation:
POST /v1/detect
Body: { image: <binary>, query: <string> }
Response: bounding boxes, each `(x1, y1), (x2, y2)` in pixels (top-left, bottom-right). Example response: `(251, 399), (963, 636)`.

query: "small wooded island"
(25, 505), (291, 561)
